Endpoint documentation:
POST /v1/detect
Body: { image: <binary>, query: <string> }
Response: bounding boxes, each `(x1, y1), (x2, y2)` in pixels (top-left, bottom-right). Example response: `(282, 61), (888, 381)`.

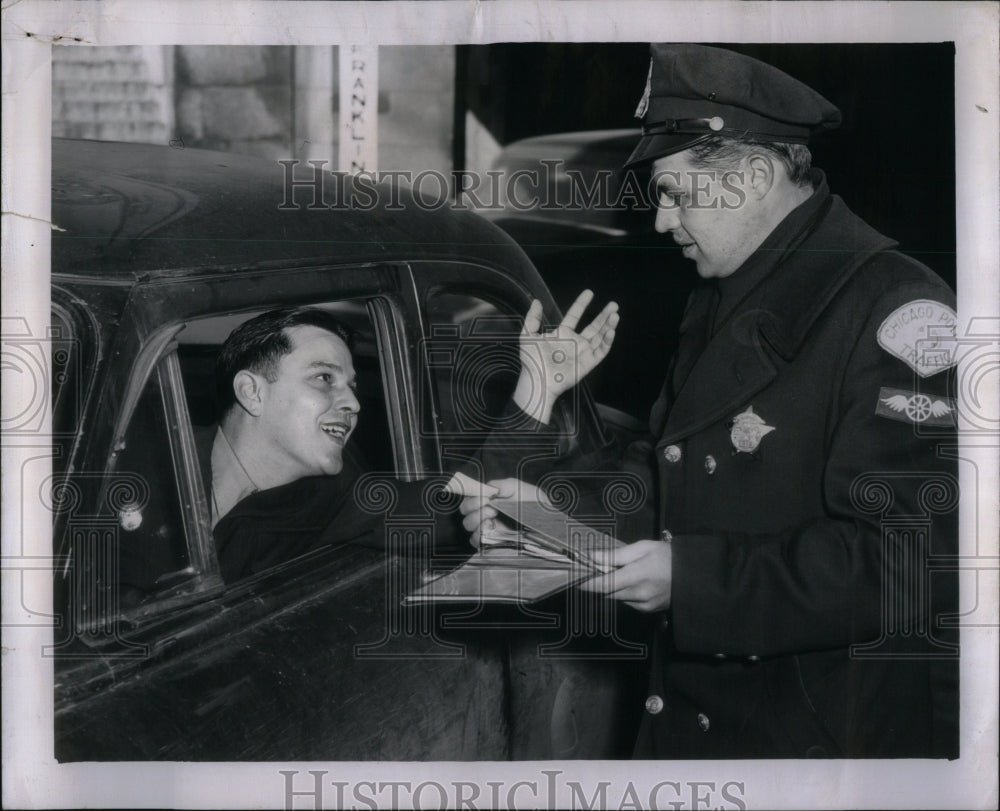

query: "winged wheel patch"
(876, 387), (956, 426)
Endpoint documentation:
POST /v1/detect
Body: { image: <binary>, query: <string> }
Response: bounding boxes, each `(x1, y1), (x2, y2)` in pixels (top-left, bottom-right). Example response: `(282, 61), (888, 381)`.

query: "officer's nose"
(654, 202), (680, 234)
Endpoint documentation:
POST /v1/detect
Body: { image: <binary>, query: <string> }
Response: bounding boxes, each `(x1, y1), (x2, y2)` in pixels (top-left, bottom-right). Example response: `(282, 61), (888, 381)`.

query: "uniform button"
(697, 712), (711, 732)
(747, 655), (760, 663)
(713, 652), (727, 660)
(704, 455), (717, 475)
(660, 616), (671, 631)
(663, 444), (682, 463)
(645, 695), (664, 715)
(660, 529), (673, 541)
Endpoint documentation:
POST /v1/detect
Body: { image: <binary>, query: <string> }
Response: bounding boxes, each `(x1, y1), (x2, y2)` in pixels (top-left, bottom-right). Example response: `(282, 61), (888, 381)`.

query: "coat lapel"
(649, 284), (715, 436)
(659, 195), (897, 445)
(660, 304), (777, 444)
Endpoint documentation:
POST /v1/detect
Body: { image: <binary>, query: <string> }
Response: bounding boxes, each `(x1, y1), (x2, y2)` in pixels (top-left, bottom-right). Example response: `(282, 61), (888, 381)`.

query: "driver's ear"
(233, 370), (265, 417)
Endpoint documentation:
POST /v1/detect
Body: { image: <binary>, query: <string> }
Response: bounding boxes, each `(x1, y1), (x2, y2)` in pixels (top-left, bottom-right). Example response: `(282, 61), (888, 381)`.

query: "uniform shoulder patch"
(876, 299), (957, 377)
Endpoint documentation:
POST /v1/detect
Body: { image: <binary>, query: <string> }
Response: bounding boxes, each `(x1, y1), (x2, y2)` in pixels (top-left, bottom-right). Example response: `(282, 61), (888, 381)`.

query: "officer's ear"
(232, 369), (265, 417)
(745, 153), (776, 199)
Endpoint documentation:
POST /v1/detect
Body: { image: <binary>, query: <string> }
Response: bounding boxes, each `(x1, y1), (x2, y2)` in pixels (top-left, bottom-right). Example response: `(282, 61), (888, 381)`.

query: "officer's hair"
(216, 307), (355, 418)
(687, 136), (813, 187)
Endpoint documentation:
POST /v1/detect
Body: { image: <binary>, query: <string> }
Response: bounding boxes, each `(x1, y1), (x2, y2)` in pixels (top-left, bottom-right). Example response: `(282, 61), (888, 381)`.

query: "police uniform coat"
(630, 177), (959, 758)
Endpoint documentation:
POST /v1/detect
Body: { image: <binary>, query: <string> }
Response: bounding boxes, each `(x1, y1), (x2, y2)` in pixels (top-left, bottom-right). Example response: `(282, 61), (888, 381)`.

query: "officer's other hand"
(579, 539), (672, 612)
(513, 290), (619, 424)
(457, 477), (550, 548)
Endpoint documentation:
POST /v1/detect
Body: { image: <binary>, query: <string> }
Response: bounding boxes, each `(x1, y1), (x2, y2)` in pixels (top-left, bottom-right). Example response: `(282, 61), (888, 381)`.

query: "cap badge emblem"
(730, 406), (776, 454)
(634, 59), (653, 119)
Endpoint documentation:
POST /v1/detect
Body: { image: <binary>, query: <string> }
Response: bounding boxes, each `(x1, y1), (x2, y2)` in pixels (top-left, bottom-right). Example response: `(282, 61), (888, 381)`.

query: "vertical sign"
(338, 45), (378, 173)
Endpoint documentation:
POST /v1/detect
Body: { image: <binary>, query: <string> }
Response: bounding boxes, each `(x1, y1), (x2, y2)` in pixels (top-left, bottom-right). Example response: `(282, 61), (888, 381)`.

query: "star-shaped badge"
(730, 406), (776, 454)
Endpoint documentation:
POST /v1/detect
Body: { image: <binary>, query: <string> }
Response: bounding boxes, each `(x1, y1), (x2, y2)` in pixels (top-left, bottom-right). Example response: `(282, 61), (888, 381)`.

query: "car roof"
(52, 139), (534, 284)
(491, 129), (640, 167)
(480, 129), (651, 245)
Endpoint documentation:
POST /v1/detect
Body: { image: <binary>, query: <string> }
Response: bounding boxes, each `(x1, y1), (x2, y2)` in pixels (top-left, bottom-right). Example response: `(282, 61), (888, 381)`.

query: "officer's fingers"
(560, 289), (595, 331)
(577, 562), (645, 595)
(591, 539), (663, 569)
(576, 572), (616, 594)
(521, 299), (544, 337)
(622, 580), (673, 611)
(595, 576), (666, 610)
(624, 599), (661, 613)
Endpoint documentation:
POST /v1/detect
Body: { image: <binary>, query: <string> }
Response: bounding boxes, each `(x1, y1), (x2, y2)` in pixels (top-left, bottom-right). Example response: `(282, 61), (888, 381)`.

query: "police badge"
(730, 406), (776, 454)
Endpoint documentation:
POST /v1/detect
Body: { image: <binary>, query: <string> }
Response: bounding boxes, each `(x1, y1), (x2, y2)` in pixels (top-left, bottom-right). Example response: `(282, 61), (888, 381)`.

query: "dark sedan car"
(49, 139), (649, 761)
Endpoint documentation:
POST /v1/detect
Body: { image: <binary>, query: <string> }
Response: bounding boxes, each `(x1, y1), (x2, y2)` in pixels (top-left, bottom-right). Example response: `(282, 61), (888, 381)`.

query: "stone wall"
(174, 46), (293, 160)
(52, 45), (173, 143)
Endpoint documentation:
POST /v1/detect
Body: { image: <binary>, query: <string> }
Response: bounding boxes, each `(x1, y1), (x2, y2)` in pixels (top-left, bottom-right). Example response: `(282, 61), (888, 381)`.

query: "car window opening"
(424, 290), (522, 473)
(109, 298), (395, 607)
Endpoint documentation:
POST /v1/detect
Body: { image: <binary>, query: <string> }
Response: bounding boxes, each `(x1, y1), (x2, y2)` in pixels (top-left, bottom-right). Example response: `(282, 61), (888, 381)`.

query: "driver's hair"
(216, 307), (355, 418)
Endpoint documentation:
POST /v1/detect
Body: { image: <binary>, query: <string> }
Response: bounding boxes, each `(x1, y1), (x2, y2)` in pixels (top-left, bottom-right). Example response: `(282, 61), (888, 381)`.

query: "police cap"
(625, 44), (841, 167)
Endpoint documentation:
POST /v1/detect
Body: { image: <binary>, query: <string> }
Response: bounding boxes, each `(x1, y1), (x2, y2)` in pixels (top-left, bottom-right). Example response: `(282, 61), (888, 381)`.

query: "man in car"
(460, 43), (958, 758)
(207, 297), (618, 582)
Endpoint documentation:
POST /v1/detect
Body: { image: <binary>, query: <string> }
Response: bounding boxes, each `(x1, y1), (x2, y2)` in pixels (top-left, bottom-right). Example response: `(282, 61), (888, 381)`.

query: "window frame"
(406, 259), (613, 475)
(49, 291), (104, 549)
(83, 267), (420, 624)
(104, 330), (222, 621)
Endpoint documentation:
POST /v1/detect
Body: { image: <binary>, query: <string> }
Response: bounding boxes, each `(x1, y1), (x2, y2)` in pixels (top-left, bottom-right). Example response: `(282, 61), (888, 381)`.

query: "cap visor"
(623, 132), (710, 168)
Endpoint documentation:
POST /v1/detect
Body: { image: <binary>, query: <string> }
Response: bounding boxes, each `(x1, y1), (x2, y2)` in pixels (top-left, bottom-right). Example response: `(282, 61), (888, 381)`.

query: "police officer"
(463, 44), (959, 758)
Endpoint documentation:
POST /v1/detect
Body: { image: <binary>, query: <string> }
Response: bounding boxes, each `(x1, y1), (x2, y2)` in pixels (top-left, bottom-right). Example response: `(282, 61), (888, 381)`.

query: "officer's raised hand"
(579, 540), (673, 612)
(513, 289), (619, 424)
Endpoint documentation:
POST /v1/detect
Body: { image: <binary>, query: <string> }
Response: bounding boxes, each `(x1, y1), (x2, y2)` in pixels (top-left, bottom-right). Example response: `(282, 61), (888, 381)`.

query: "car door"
(407, 260), (651, 759)
(53, 261), (510, 761)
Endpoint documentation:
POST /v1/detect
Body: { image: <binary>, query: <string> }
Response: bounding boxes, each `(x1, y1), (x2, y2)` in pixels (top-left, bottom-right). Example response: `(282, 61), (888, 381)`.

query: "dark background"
(456, 43), (956, 418)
